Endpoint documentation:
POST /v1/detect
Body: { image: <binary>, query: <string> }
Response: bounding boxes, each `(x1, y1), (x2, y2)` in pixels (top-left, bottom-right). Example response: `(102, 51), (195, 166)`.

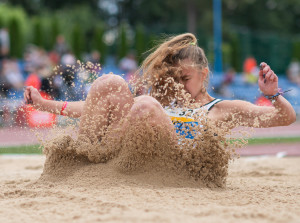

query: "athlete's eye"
(181, 76), (190, 81)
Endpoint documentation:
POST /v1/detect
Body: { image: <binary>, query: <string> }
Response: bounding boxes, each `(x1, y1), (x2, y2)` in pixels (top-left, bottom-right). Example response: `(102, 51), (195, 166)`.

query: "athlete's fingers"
(262, 65), (271, 76)
(260, 62), (267, 69)
(24, 86), (34, 104)
(270, 73), (278, 82)
(265, 70), (273, 80)
(259, 62), (269, 80)
(24, 87), (30, 103)
(269, 72), (277, 82)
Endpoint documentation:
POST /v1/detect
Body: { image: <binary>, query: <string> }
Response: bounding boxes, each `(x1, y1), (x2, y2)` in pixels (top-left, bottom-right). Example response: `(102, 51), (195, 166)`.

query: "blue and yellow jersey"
(164, 99), (222, 139)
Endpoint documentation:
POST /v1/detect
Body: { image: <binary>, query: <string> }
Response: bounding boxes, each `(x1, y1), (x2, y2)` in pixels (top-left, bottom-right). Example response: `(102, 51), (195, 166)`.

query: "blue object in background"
(213, 0), (223, 74)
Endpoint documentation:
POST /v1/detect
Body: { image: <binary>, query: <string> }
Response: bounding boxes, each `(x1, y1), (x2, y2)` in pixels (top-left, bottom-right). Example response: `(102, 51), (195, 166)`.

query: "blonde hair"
(136, 33), (209, 106)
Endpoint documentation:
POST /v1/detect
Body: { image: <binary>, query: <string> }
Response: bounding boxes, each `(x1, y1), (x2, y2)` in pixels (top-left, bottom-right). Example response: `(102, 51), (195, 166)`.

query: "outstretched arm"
(222, 96), (296, 128)
(216, 62), (296, 128)
(24, 86), (85, 118)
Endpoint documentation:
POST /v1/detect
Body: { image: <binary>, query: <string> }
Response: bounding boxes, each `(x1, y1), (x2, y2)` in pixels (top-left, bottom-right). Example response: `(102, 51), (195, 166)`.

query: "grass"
(0, 137), (299, 154)
(247, 136), (300, 145)
(0, 145), (43, 154)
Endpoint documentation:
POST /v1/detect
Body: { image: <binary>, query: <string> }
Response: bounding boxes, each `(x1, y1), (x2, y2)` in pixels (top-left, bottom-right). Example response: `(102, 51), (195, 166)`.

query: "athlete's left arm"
(219, 62), (296, 128)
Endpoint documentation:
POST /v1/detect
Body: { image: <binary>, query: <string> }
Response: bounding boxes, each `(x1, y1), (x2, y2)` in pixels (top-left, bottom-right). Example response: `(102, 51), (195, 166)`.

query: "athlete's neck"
(193, 92), (214, 106)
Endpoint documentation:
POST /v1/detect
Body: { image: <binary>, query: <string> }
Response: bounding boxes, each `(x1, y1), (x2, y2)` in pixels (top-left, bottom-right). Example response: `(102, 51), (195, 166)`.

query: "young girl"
(24, 33), (296, 144)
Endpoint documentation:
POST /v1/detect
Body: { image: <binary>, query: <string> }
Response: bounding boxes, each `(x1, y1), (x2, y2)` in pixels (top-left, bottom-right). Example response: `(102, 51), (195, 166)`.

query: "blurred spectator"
(2, 59), (24, 91)
(0, 63), (11, 97)
(0, 27), (10, 59)
(61, 50), (76, 85)
(214, 68), (236, 98)
(48, 50), (60, 67)
(119, 52), (138, 82)
(60, 50), (77, 100)
(54, 35), (69, 57)
(89, 50), (101, 65)
(24, 46), (52, 76)
(243, 56), (259, 84)
(61, 50), (76, 67)
(223, 68), (235, 85)
(52, 74), (64, 99)
(287, 58), (300, 85)
(82, 50), (101, 78)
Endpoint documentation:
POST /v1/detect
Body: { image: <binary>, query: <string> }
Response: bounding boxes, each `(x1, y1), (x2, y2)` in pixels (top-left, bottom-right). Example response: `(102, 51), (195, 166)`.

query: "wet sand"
(1, 155), (299, 223)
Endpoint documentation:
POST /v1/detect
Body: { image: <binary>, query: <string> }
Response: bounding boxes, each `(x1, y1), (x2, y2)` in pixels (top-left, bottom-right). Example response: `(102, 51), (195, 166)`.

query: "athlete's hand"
(258, 62), (279, 96)
(23, 86), (44, 109)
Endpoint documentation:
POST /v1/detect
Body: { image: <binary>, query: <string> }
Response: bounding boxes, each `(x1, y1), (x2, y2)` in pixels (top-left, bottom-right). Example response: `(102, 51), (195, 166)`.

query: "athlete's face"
(179, 59), (208, 100)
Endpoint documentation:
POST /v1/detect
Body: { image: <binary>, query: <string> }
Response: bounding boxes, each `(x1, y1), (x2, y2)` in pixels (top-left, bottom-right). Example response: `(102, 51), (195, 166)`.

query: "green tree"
(222, 43), (232, 70)
(8, 16), (23, 58)
(0, 16), (4, 28)
(50, 17), (60, 50)
(135, 24), (146, 64)
(118, 23), (129, 60)
(292, 40), (300, 61)
(32, 17), (44, 47)
(92, 24), (107, 63)
(71, 23), (85, 59)
(229, 34), (241, 71)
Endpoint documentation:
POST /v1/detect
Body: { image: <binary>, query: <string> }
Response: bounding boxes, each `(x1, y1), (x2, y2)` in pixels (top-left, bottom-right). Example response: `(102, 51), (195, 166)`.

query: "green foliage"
(32, 17), (44, 47)
(4, 0), (300, 72)
(222, 43), (232, 70)
(50, 17), (60, 50)
(135, 24), (146, 64)
(8, 16), (23, 58)
(147, 34), (160, 50)
(0, 16), (3, 28)
(92, 24), (107, 64)
(118, 23), (129, 60)
(41, 0), (98, 12)
(54, 5), (96, 44)
(71, 23), (85, 59)
(0, 4), (29, 57)
(229, 34), (241, 72)
(292, 40), (300, 61)
(0, 4), (28, 29)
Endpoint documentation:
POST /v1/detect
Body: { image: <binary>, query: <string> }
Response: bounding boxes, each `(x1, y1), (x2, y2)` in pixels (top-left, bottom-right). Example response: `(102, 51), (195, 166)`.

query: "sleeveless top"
(164, 99), (222, 139)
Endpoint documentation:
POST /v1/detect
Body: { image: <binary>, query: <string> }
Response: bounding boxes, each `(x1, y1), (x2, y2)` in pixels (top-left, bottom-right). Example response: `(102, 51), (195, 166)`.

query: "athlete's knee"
(95, 74), (126, 87)
(91, 74), (128, 94)
(131, 96), (163, 116)
(134, 96), (162, 110)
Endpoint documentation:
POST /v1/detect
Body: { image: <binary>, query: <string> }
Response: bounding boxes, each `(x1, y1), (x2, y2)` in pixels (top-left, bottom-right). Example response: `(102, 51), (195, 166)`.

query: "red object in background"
(15, 105), (27, 126)
(23, 75), (56, 128)
(255, 96), (273, 106)
(25, 73), (41, 89)
(25, 91), (56, 128)
(243, 57), (257, 73)
(48, 51), (60, 65)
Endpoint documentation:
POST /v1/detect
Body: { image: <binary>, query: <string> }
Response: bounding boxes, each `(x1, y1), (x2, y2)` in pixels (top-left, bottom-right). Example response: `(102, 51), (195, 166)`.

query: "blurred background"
(0, 0), (299, 133)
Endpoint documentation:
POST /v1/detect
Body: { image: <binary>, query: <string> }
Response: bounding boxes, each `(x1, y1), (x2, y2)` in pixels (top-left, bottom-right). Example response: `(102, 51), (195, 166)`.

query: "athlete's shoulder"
(212, 99), (254, 112)
(207, 99), (251, 121)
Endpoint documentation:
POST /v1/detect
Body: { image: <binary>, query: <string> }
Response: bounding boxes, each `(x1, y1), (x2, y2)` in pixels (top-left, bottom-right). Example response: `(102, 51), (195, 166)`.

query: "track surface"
(0, 122), (300, 156)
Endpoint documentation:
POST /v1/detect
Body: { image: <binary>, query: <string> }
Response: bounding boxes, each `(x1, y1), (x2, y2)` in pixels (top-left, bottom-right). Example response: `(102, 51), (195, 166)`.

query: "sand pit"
(1, 154), (299, 223)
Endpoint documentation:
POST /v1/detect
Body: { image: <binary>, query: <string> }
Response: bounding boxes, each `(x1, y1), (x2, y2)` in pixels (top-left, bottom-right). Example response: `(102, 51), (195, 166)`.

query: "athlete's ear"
(201, 67), (209, 79)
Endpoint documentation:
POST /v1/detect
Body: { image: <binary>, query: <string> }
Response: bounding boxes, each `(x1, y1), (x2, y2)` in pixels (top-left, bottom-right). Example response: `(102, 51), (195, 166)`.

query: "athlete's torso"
(164, 99), (223, 139)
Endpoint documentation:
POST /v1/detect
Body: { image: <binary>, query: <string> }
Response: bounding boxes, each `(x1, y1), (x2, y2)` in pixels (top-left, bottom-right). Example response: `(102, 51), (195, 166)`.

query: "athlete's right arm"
(24, 86), (85, 118)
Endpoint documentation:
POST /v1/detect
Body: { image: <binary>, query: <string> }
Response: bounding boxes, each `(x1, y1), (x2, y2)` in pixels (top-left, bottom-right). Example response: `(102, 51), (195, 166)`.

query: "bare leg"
(78, 74), (134, 143)
(129, 95), (175, 127)
(76, 74), (177, 164)
(78, 74), (176, 163)
(113, 95), (177, 170)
